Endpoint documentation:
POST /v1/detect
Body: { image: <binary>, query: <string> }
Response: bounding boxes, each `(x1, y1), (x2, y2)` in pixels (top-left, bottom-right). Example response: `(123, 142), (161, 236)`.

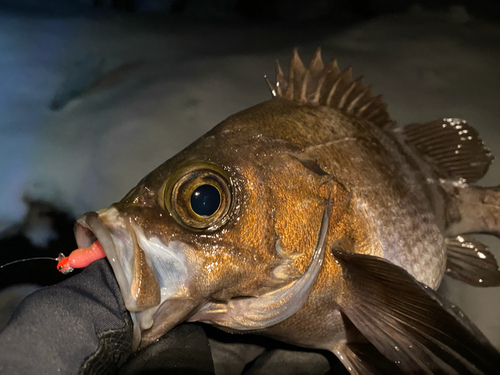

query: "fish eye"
(163, 162), (232, 231)
(190, 184), (221, 216)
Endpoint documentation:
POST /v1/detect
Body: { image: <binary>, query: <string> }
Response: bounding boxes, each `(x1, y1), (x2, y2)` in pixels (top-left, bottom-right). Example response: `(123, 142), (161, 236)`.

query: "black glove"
(0, 259), (215, 375)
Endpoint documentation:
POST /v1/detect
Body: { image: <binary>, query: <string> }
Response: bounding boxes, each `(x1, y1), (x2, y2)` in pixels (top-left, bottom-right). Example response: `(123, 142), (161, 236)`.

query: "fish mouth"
(74, 208), (194, 350)
(75, 211), (141, 311)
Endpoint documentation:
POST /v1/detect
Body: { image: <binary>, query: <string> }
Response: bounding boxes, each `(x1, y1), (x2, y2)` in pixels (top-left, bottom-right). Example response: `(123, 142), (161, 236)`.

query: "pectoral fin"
(337, 342), (405, 375)
(332, 249), (500, 375)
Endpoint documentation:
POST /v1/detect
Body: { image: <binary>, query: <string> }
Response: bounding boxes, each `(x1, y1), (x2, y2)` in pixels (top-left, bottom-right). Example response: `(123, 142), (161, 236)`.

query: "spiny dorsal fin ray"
(275, 60), (286, 97)
(402, 118), (494, 183)
(272, 48), (393, 128)
(445, 235), (500, 287)
(286, 49), (306, 102)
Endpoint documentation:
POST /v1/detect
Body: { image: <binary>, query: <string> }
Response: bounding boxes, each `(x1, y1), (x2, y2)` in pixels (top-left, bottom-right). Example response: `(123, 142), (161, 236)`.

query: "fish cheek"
(189, 246), (240, 301)
(186, 170), (278, 300)
(187, 238), (276, 302)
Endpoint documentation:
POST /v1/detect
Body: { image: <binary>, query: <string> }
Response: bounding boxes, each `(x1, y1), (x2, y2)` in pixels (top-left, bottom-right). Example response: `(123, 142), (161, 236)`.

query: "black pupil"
(190, 184), (221, 216)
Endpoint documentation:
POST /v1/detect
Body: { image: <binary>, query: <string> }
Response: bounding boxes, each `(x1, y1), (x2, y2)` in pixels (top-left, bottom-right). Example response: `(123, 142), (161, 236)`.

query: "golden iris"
(164, 162), (232, 231)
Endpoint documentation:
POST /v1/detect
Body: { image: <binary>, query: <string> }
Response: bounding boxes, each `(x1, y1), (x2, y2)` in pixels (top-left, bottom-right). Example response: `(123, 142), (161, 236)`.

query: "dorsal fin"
(402, 118), (494, 183)
(270, 48), (394, 128)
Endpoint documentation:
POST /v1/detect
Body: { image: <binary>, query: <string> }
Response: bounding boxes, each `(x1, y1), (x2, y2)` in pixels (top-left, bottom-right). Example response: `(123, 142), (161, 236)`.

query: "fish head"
(74, 99), (341, 349)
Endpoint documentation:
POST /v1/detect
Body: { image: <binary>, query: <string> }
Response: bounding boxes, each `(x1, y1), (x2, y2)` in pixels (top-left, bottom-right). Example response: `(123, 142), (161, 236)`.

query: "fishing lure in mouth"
(0, 241), (107, 274)
(56, 241), (106, 274)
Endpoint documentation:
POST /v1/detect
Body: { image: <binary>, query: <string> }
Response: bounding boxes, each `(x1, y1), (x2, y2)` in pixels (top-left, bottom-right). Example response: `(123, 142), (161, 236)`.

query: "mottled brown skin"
(105, 97), (446, 351)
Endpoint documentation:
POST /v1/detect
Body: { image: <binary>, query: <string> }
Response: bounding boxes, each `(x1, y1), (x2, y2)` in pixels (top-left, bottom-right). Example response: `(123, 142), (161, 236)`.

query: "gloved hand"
(0, 259), (215, 375)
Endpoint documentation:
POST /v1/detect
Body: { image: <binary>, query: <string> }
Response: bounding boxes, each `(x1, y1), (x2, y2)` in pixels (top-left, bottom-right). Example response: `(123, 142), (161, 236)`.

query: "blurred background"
(0, 0), (499, 362)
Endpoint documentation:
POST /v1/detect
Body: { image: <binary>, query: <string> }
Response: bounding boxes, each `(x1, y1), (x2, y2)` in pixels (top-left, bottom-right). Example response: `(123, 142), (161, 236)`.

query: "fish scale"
(298, 108), (447, 287)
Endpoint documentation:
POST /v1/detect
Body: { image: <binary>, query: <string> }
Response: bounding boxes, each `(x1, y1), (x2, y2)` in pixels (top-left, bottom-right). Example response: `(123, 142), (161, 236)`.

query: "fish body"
(75, 50), (500, 373)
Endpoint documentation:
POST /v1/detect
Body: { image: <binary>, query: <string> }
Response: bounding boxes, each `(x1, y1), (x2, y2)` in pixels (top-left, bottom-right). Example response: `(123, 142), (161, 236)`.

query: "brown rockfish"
(75, 49), (500, 374)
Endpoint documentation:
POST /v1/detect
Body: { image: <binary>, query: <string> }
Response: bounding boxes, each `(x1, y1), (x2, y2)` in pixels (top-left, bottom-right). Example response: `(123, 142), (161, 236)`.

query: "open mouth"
(73, 208), (194, 349)
(74, 211), (139, 309)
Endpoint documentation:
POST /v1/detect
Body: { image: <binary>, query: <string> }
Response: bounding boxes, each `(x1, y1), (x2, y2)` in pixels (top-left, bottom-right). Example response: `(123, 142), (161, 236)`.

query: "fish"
(74, 48), (500, 374)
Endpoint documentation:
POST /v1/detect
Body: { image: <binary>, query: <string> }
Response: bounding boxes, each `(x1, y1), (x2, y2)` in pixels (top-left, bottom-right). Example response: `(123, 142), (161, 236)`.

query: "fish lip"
(75, 211), (118, 267)
(74, 210), (154, 350)
(75, 212), (113, 251)
(74, 211), (136, 311)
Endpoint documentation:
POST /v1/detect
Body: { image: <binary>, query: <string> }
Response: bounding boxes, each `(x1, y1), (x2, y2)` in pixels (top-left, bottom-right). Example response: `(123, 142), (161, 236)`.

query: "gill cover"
(189, 193), (334, 330)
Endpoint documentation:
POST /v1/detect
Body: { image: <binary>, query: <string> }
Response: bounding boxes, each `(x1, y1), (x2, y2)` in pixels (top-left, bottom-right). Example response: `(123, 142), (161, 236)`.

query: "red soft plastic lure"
(57, 240), (106, 274)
